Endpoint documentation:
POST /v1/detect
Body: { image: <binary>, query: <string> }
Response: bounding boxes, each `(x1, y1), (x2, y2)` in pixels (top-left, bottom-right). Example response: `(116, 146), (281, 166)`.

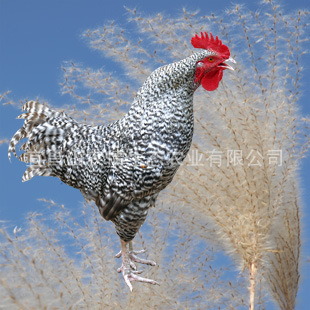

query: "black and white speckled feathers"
(9, 50), (214, 241)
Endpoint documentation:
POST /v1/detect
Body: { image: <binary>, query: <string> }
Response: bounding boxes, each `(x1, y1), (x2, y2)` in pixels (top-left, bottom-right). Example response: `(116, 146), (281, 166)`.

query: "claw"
(115, 250), (122, 258)
(123, 271), (159, 292)
(131, 249), (146, 254)
(124, 274), (133, 292)
(116, 240), (158, 291)
(129, 252), (156, 266)
(128, 241), (156, 266)
(119, 264), (159, 292)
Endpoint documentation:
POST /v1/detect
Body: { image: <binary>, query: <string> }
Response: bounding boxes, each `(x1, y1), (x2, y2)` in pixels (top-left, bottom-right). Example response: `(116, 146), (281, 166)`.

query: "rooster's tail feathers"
(8, 100), (70, 181)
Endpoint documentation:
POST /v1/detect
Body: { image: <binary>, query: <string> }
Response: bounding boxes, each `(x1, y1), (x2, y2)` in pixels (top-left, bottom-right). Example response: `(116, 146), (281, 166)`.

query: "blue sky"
(0, 0), (309, 308)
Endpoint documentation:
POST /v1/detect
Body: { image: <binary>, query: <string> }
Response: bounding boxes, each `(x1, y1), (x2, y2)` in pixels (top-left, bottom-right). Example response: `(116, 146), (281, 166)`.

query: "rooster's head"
(191, 32), (235, 91)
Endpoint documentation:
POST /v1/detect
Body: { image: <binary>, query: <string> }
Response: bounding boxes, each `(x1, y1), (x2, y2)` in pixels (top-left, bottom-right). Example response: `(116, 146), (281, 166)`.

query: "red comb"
(191, 32), (230, 58)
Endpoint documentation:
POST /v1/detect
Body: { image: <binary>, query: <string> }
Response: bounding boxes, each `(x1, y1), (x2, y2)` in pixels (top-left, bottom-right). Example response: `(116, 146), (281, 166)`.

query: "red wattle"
(201, 69), (223, 91)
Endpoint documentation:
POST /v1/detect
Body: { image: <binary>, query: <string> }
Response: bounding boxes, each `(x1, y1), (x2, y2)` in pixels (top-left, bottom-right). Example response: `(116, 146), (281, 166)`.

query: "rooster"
(8, 32), (234, 291)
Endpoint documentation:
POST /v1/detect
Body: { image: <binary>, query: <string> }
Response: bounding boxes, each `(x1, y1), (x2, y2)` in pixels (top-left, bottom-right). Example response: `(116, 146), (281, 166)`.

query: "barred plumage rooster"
(8, 32), (234, 291)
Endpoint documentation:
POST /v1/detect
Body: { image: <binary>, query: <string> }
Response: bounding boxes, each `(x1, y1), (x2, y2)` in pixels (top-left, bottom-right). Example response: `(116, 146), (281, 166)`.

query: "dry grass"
(0, 200), (247, 309)
(1, 1), (309, 309)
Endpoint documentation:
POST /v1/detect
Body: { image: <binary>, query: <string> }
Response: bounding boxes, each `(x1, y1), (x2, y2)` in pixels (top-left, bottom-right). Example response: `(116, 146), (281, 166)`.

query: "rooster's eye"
(208, 57), (214, 62)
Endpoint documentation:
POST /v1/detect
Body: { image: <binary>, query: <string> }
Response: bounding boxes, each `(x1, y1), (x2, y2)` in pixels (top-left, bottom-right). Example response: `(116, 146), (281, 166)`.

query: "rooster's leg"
(116, 239), (158, 291)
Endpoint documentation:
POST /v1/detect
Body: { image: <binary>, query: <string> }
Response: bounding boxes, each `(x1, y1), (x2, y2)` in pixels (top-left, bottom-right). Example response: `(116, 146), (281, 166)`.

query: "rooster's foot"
(116, 240), (158, 291)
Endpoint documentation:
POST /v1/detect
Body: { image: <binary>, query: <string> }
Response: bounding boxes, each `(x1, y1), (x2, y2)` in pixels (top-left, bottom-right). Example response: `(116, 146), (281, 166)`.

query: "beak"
(219, 57), (236, 71)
